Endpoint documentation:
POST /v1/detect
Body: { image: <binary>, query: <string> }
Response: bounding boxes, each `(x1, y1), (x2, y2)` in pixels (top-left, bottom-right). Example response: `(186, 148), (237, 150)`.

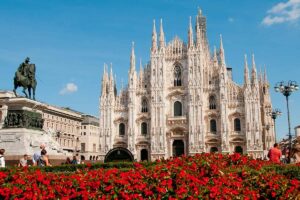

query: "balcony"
(166, 115), (187, 126)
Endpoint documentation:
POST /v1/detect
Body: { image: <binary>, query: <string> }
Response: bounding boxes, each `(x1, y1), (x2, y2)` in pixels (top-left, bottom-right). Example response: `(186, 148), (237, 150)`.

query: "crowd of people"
(0, 143), (298, 168)
(0, 144), (85, 168)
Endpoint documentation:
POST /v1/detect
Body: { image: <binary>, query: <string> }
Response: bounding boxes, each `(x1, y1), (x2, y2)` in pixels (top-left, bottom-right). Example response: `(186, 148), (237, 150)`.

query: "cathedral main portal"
(172, 140), (184, 157)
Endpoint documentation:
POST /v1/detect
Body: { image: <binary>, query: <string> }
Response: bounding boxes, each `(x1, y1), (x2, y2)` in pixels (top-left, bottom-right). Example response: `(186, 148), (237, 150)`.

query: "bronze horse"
(13, 64), (37, 100)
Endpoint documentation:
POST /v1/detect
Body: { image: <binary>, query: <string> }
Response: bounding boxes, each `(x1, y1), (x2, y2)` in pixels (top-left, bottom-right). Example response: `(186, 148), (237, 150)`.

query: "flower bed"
(0, 153), (299, 199)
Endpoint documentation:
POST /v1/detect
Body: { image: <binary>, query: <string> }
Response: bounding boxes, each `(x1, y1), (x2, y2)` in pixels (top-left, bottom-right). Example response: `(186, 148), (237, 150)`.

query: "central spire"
(130, 42), (136, 73)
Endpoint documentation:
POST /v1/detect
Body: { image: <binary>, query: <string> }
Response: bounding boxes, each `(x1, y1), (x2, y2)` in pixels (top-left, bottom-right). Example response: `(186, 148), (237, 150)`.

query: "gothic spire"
(121, 78), (124, 92)
(103, 63), (108, 82)
(213, 46), (218, 65)
(130, 42), (136, 73)
(139, 58), (143, 79)
(198, 7), (202, 16)
(188, 16), (194, 48)
(110, 63), (113, 82)
(152, 20), (157, 52)
(101, 63), (108, 96)
(244, 54), (250, 85)
(259, 67), (263, 83)
(264, 65), (268, 84)
(219, 34), (226, 66)
(196, 16), (202, 48)
(159, 18), (165, 49)
(251, 54), (258, 85)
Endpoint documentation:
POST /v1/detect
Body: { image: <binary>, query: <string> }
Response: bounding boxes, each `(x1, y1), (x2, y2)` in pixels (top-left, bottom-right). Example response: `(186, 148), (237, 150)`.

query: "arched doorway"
(141, 149), (148, 161)
(104, 147), (134, 162)
(172, 140), (184, 157)
(235, 146), (243, 154)
(210, 147), (218, 153)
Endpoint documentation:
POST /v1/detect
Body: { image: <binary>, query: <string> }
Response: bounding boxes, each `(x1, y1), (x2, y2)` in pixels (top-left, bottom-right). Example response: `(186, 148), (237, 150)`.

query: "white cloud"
(60, 83), (78, 95)
(262, 0), (300, 26)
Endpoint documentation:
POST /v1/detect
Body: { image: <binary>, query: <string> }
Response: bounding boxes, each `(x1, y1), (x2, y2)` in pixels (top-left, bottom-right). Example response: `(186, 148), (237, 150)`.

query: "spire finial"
(152, 19), (157, 52)
(264, 65), (268, 83)
(244, 54), (250, 86)
(252, 54), (256, 69)
(110, 62), (113, 78)
(130, 42), (136, 73)
(103, 62), (106, 75)
(159, 18), (165, 48)
(198, 7), (202, 16)
(220, 34), (224, 50)
(153, 19), (156, 33)
(219, 34), (226, 66)
(251, 54), (257, 85)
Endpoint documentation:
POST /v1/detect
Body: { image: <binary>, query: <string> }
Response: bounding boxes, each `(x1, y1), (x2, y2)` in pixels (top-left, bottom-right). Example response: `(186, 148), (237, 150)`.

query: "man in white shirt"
(32, 144), (45, 166)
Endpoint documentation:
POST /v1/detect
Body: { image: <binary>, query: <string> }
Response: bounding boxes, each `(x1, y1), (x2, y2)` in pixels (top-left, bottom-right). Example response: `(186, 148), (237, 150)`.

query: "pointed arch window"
(234, 118), (241, 132)
(174, 65), (182, 86)
(141, 122), (148, 135)
(209, 95), (217, 110)
(210, 119), (217, 133)
(174, 101), (182, 116)
(141, 99), (148, 113)
(119, 123), (125, 136)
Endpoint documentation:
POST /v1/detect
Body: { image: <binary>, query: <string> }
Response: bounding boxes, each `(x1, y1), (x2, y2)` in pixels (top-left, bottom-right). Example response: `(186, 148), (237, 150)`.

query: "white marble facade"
(99, 9), (275, 161)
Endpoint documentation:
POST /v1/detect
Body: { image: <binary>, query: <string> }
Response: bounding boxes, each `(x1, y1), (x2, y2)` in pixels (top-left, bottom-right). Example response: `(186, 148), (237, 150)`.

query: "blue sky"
(1, 0), (300, 141)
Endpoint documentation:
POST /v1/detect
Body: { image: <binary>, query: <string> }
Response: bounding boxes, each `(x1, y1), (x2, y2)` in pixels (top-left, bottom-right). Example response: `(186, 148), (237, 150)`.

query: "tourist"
(71, 156), (78, 164)
(267, 143), (282, 164)
(33, 144), (46, 166)
(65, 157), (71, 164)
(0, 149), (5, 168)
(18, 154), (29, 167)
(38, 149), (51, 167)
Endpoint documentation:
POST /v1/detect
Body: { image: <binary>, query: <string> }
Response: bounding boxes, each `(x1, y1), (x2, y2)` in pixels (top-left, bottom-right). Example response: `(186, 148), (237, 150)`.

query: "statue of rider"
(17, 57), (30, 81)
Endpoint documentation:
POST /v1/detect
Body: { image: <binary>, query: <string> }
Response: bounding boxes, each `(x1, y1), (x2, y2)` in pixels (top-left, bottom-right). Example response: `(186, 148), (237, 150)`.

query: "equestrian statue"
(13, 57), (37, 100)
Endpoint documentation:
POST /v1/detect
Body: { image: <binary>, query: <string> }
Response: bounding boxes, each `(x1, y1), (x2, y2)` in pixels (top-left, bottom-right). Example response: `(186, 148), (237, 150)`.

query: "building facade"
(99, 9), (275, 161)
(79, 115), (100, 161)
(43, 106), (82, 153)
(0, 91), (82, 153)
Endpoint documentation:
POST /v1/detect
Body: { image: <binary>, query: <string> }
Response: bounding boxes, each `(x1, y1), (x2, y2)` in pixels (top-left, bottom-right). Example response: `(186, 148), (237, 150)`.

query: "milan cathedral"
(99, 9), (275, 161)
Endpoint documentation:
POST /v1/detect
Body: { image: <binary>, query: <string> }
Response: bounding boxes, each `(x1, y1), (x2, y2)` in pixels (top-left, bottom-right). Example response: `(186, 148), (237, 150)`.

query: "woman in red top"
(268, 143), (282, 164)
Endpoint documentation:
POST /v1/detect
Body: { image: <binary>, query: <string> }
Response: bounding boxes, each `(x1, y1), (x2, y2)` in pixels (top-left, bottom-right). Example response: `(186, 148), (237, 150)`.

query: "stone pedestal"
(0, 128), (70, 166)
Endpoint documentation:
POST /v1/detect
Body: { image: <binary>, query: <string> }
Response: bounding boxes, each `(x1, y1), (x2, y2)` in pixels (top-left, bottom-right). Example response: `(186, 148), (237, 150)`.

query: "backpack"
(37, 156), (46, 167)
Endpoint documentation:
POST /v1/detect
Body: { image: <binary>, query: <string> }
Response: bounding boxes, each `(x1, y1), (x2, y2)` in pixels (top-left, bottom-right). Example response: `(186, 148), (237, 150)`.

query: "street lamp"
(274, 81), (299, 163)
(268, 109), (282, 143)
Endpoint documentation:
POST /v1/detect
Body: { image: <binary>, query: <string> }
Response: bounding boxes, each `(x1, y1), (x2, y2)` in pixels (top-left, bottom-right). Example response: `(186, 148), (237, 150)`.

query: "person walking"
(33, 144), (46, 166)
(268, 143), (282, 164)
(18, 154), (29, 167)
(0, 149), (5, 168)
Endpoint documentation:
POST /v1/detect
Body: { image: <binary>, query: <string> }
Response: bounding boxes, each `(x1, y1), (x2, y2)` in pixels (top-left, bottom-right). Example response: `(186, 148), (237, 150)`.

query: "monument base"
(0, 128), (70, 166)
